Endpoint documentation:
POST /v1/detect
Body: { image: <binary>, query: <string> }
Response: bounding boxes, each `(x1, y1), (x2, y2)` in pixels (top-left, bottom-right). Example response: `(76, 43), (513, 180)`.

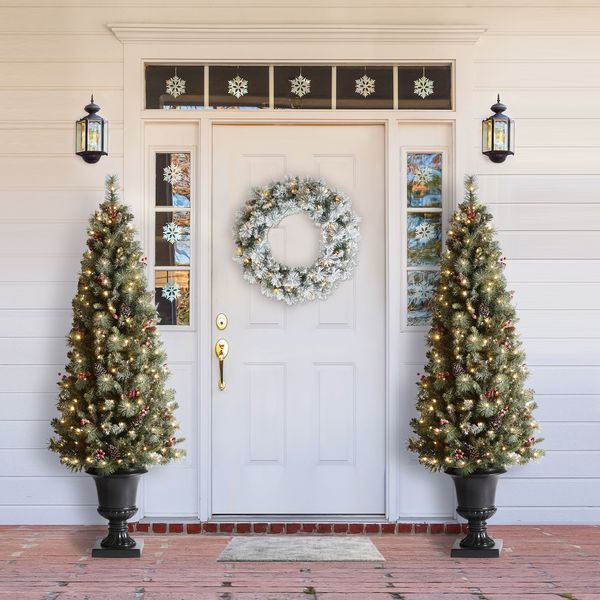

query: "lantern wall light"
(482, 94), (514, 163)
(76, 95), (108, 164)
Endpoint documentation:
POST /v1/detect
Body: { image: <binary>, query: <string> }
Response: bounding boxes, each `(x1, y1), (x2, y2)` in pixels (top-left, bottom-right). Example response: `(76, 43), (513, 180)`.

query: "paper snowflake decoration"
(290, 74), (311, 98)
(355, 74), (376, 98)
(162, 282), (181, 303)
(162, 222), (183, 244)
(414, 75), (434, 99)
(165, 75), (186, 98)
(412, 280), (436, 303)
(163, 164), (183, 185)
(414, 222), (436, 243)
(228, 75), (248, 99)
(413, 166), (433, 186)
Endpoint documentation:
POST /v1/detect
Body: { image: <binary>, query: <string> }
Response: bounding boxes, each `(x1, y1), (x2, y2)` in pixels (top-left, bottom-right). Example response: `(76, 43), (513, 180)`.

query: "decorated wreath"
(233, 176), (360, 305)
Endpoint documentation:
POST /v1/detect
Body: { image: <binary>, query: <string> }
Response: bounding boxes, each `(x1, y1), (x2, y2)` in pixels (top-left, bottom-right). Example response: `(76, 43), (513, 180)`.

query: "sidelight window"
(405, 151), (444, 327)
(154, 152), (191, 326)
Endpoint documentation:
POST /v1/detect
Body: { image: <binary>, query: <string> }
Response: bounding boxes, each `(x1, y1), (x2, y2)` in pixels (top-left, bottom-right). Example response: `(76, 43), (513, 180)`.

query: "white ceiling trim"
(107, 24), (487, 45)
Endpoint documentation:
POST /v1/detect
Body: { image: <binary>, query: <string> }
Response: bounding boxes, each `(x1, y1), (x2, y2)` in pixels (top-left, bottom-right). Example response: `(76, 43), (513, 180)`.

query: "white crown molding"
(107, 24), (487, 45)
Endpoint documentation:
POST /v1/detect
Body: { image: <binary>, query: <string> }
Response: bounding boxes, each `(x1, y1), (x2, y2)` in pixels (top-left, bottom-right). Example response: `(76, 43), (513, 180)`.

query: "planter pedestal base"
(450, 538), (502, 558)
(92, 538), (144, 558)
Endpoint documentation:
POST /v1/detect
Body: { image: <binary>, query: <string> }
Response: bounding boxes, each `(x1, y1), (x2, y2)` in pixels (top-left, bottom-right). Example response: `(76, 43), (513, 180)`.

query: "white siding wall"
(0, 1), (598, 524)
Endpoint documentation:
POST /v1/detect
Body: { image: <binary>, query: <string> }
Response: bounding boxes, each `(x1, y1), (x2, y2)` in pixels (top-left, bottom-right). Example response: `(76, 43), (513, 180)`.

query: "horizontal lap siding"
(471, 24), (600, 523)
(0, 2), (599, 524)
(0, 21), (125, 523)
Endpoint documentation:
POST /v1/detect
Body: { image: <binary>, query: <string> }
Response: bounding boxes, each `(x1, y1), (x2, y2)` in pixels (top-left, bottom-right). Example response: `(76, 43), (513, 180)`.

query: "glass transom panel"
(145, 64), (453, 110)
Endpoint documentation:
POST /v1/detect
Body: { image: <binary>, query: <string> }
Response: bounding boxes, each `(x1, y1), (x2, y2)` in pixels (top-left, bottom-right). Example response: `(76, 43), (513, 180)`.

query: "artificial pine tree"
(408, 176), (543, 476)
(49, 175), (184, 475)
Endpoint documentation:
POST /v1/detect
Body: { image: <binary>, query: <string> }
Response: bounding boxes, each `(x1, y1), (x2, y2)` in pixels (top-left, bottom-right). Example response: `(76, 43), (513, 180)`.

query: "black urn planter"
(446, 467), (506, 558)
(87, 468), (147, 558)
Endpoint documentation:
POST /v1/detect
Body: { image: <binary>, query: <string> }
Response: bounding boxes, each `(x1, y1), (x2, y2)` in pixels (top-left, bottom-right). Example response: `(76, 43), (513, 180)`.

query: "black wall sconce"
(76, 95), (108, 164)
(482, 95), (514, 163)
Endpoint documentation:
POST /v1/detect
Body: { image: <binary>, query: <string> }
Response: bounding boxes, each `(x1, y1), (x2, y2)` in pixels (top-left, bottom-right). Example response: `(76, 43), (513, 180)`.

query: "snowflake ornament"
(413, 166), (433, 186)
(228, 75), (249, 99)
(290, 74), (311, 98)
(162, 282), (181, 303)
(412, 280), (436, 303)
(162, 222), (183, 244)
(414, 75), (434, 99)
(355, 74), (376, 98)
(163, 164), (183, 185)
(414, 222), (436, 243)
(165, 75), (186, 98)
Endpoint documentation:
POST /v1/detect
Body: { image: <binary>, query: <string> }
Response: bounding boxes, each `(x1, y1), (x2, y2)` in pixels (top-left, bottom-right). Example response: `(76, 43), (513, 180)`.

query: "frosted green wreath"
(233, 176), (360, 305)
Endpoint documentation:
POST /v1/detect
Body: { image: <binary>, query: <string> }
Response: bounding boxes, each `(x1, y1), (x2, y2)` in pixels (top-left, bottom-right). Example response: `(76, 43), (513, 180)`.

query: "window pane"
(156, 211), (191, 267)
(398, 65), (452, 110)
(274, 66), (332, 109)
(407, 213), (442, 266)
(155, 270), (190, 326)
(407, 152), (442, 208)
(407, 270), (438, 327)
(155, 153), (191, 207)
(208, 66), (269, 109)
(336, 66), (393, 110)
(145, 65), (204, 110)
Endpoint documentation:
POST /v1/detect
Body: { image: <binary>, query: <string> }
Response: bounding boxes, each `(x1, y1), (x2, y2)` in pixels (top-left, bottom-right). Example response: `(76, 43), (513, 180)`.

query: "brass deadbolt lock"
(216, 313), (228, 330)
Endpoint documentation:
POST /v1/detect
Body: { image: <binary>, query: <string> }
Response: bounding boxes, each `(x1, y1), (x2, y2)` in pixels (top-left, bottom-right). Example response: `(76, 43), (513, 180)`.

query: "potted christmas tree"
(408, 176), (543, 557)
(49, 176), (184, 557)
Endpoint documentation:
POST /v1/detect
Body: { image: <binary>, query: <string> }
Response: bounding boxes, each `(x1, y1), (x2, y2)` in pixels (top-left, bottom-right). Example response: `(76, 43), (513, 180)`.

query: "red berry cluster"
(93, 449), (107, 461)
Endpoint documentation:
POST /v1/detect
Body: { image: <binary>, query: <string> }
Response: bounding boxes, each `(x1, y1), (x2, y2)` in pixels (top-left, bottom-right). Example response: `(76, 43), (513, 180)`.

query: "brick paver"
(0, 525), (598, 598)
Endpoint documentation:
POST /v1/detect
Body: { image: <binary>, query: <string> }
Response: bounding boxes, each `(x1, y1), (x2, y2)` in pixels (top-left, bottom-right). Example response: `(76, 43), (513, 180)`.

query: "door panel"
(211, 124), (385, 515)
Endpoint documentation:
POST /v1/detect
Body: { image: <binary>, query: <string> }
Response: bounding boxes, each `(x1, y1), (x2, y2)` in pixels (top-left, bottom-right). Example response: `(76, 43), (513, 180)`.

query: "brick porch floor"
(1, 525), (599, 599)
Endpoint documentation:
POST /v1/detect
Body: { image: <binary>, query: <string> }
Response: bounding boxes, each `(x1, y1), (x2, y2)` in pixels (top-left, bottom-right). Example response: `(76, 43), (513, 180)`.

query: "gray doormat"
(217, 536), (385, 562)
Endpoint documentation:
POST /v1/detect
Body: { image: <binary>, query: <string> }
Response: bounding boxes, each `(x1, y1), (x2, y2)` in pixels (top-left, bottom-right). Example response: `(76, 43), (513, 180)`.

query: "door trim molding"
(123, 30), (475, 523)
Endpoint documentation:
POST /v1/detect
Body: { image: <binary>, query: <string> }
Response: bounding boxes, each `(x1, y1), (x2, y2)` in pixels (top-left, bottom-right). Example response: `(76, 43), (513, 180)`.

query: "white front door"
(211, 124), (386, 516)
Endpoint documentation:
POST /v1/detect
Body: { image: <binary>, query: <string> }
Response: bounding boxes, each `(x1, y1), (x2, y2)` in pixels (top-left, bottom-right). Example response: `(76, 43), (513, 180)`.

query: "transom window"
(145, 64), (452, 110)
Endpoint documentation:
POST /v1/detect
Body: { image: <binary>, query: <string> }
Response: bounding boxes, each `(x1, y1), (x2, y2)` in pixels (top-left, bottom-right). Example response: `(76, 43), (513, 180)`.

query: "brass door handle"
(215, 339), (229, 391)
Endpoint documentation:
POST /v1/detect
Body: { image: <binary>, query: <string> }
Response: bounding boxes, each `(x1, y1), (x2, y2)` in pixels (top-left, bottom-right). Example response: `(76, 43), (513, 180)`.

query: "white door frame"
(113, 24), (481, 521)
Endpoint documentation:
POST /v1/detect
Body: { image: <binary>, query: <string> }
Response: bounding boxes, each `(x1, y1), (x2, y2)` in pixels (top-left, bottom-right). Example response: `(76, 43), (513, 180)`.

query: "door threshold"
(210, 514), (386, 523)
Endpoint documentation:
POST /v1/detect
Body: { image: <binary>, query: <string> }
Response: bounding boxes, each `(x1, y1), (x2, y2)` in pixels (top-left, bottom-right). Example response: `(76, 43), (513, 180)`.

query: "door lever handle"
(215, 339), (229, 391)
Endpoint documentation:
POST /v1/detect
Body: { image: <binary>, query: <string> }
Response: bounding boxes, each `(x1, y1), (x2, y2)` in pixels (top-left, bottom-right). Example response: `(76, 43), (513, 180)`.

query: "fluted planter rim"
(445, 467), (506, 477)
